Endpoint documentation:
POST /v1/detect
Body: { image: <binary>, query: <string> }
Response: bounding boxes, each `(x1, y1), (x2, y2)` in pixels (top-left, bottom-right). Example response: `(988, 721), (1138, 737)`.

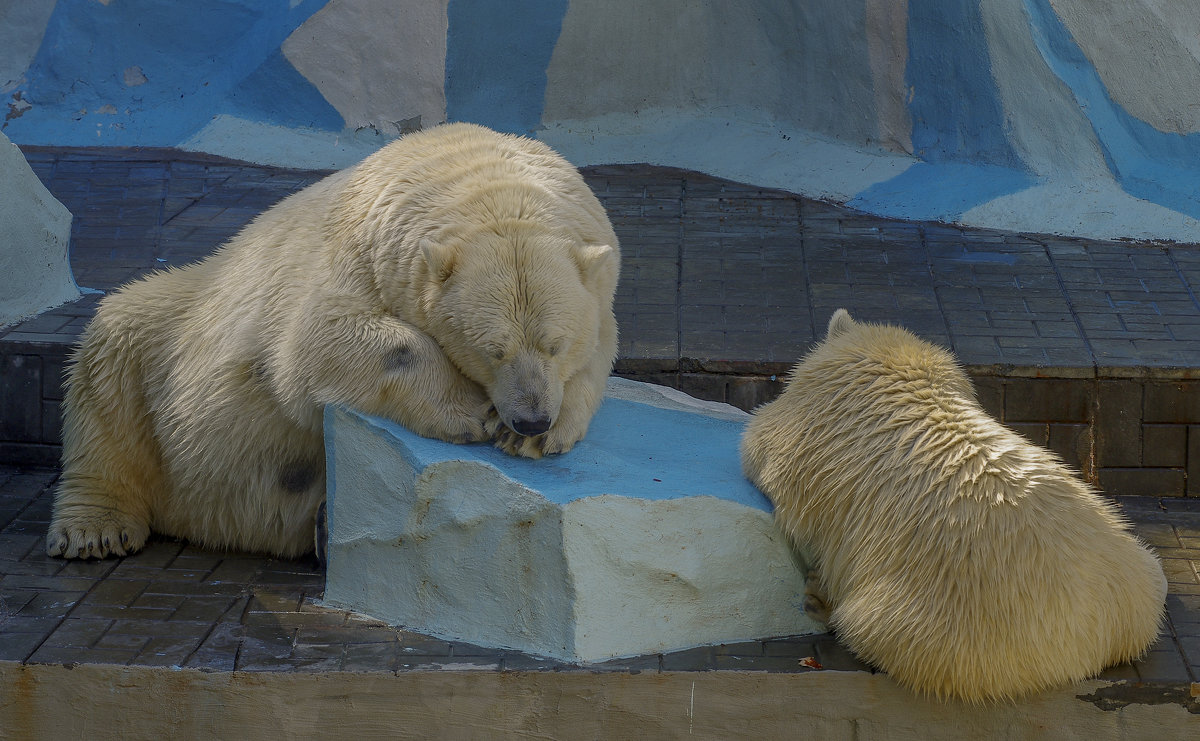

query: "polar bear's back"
(333, 123), (615, 259)
(825, 443), (1166, 702)
(742, 317), (1167, 702)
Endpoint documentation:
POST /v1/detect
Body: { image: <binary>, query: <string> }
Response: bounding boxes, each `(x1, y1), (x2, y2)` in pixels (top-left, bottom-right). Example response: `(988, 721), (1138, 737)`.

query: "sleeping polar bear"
(48, 123), (619, 560)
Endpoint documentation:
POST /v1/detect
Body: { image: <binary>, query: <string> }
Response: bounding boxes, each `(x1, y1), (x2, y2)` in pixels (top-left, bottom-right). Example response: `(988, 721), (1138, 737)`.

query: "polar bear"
(47, 123), (619, 560)
(741, 309), (1166, 703)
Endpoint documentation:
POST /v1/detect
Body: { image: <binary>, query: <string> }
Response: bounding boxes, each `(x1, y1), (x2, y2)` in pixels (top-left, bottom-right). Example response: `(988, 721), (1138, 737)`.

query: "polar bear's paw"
(492, 422), (581, 459)
(441, 403), (493, 445)
(423, 386), (494, 445)
(46, 507), (150, 560)
(493, 427), (547, 459)
(535, 424), (583, 457)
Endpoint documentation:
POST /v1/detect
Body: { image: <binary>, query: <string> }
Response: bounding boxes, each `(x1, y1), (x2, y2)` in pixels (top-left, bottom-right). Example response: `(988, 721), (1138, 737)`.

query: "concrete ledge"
(322, 378), (821, 663)
(2, 662), (1196, 739)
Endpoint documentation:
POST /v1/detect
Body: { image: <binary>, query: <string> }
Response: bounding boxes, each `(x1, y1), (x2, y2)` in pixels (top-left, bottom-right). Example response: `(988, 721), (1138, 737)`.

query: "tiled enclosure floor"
(1, 465), (1198, 686)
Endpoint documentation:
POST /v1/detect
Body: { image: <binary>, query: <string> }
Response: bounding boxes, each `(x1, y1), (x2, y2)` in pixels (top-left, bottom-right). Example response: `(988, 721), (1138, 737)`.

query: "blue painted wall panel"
(225, 50), (343, 132)
(444, 0), (568, 136)
(853, 0), (1033, 221)
(3, 0), (334, 145)
(906, 0), (1023, 169)
(851, 162), (1034, 223)
(3, 0), (1197, 239)
(1024, 0), (1200, 220)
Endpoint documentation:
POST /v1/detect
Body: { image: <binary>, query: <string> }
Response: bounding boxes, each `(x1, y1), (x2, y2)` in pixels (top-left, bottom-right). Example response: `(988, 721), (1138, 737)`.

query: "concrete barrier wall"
(3, 0), (1199, 241)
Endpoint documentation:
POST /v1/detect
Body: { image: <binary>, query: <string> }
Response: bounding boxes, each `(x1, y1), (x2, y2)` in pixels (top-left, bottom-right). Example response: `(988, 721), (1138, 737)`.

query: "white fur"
(48, 123), (619, 559)
(741, 310), (1166, 703)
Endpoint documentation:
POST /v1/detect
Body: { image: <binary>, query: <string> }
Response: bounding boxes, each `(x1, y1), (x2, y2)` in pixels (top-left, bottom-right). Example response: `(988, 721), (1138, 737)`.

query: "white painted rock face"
(0, 131), (77, 328)
(323, 378), (822, 663)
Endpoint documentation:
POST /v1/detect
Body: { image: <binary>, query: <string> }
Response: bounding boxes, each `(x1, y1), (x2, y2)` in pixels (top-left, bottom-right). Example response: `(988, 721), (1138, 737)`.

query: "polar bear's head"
(416, 223), (617, 439)
(812, 308), (975, 399)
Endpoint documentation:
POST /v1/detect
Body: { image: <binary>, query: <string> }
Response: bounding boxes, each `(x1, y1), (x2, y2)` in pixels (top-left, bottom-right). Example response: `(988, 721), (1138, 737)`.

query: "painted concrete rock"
(323, 377), (822, 663)
(0, 131), (77, 328)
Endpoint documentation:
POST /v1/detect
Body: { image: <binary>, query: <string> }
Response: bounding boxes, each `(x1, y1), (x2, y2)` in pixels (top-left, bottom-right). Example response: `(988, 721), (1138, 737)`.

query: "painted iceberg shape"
(322, 377), (822, 663)
(0, 131), (78, 328)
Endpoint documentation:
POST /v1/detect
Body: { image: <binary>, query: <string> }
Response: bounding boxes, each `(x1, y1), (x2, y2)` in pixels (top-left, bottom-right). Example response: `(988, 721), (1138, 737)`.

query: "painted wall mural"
(2, 0), (1199, 241)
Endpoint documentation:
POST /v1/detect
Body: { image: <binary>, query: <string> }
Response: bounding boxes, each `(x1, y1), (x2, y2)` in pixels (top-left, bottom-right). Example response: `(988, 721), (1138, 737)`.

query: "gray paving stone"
(41, 617), (112, 648)
(27, 645), (137, 666)
(0, 629), (51, 661)
(1136, 646), (1193, 683)
(182, 622), (242, 671)
(169, 596), (237, 622)
(341, 641), (401, 672)
(660, 645), (718, 671)
(813, 637), (874, 672)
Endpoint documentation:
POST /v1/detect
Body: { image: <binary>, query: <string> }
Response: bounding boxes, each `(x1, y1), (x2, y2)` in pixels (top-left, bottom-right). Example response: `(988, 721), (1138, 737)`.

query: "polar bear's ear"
(572, 243), (617, 290)
(826, 309), (855, 340)
(421, 238), (457, 282)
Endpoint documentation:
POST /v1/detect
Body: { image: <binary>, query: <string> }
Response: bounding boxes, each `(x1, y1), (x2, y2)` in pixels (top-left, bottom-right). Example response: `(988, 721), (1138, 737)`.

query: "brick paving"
(583, 164), (1200, 373)
(5, 150), (1200, 486)
(1, 147), (1200, 690)
(1, 465), (1196, 683)
(5, 150), (1199, 373)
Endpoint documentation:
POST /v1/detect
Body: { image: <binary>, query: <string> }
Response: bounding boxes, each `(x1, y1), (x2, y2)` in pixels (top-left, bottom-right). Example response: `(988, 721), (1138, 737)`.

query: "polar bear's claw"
(45, 532), (67, 557)
(491, 424), (581, 459)
(494, 427), (541, 458)
(46, 509), (149, 560)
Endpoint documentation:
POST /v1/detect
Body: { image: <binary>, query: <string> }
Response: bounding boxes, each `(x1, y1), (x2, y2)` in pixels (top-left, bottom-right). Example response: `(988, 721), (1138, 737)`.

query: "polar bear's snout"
(509, 414), (552, 437)
(493, 350), (563, 438)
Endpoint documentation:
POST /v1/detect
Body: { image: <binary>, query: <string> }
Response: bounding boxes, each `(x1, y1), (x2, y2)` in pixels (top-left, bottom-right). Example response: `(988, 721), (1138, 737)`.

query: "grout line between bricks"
(177, 587), (226, 669)
(150, 161), (170, 261)
(1159, 569), (1198, 684)
(161, 167), (237, 229)
(1165, 249), (1200, 340)
(798, 200), (817, 342)
(919, 223), (957, 353)
(162, 536), (234, 669)
(1038, 237), (1099, 372)
(230, 589), (255, 671)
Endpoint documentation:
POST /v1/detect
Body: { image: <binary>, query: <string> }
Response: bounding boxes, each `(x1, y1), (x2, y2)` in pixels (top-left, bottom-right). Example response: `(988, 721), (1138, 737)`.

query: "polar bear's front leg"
(287, 310), (495, 444)
(371, 330), (497, 444)
(47, 328), (159, 560)
(542, 360), (609, 456)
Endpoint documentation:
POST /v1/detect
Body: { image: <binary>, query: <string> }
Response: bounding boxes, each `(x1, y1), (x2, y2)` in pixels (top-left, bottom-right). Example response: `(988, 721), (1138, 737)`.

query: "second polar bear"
(47, 123), (619, 560)
(741, 309), (1165, 703)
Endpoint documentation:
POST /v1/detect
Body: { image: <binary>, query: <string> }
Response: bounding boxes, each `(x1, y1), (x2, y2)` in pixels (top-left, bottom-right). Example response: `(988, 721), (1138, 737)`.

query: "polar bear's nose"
(510, 415), (552, 437)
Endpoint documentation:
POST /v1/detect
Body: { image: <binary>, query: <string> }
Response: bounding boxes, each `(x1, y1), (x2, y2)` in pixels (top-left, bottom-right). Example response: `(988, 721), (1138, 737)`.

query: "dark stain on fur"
(384, 344), (415, 371)
(279, 460), (320, 494)
(249, 358), (269, 384)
